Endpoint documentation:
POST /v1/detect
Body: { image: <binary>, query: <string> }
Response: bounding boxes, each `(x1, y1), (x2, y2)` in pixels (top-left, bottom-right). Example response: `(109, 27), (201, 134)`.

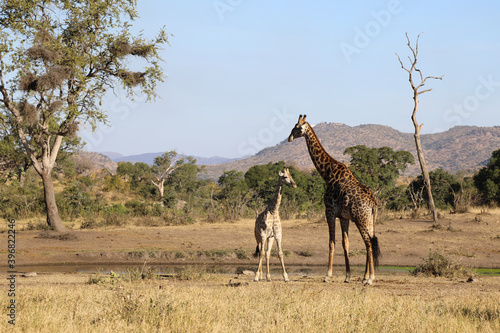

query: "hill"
(112, 152), (239, 165)
(73, 152), (118, 174)
(201, 124), (500, 180)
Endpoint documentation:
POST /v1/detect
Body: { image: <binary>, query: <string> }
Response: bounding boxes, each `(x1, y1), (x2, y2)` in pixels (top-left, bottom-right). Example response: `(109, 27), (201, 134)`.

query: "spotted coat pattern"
(288, 115), (380, 285)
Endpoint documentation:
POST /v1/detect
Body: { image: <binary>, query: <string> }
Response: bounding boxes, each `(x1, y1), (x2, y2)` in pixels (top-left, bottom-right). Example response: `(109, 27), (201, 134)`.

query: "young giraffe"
(254, 167), (297, 282)
(288, 115), (380, 285)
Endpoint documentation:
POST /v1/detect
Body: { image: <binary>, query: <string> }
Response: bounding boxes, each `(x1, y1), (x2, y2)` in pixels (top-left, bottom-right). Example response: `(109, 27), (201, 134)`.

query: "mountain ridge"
(201, 123), (500, 180)
(79, 124), (500, 181)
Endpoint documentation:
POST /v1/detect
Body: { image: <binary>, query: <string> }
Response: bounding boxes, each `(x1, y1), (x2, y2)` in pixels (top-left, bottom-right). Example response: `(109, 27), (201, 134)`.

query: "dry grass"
(1, 273), (499, 332)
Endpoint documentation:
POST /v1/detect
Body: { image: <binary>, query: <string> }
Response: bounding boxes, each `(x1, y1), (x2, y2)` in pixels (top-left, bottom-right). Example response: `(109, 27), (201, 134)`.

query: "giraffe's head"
(279, 167), (297, 188)
(288, 114), (308, 142)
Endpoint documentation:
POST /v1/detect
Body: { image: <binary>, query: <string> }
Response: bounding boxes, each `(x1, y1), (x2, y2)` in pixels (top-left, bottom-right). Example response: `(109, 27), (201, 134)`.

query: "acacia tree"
(396, 33), (442, 223)
(344, 145), (414, 191)
(0, 0), (168, 231)
(152, 151), (183, 200)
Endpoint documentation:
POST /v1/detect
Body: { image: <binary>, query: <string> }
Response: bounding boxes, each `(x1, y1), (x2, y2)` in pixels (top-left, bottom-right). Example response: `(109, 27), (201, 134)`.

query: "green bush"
(57, 182), (101, 219)
(102, 204), (129, 227)
(0, 179), (45, 219)
(163, 209), (195, 225)
(411, 251), (473, 278)
(474, 149), (500, 205)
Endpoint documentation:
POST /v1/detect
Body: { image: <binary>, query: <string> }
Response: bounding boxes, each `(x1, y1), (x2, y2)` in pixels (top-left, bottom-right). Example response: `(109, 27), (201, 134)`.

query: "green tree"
(168, 156), (204, 210)
(117, 161), (152, 184)
(151, 151), (183, 200)
(0, 0), (168, 231)
(245, 162), (326, 218)
(217, 170), (252, 220)
(0, 127), (30, 184)
(117, 161), (155, 198)
(345, 145), (414, 189)
(474, 149), (500, 205)
(344, 145), (414, 207)
(245, 161), (286, 203)
(409, 169), (461, 210)
(169, 156), (203, 195)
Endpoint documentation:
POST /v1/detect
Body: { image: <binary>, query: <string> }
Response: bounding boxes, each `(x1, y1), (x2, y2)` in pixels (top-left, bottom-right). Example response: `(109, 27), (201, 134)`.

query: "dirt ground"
(2, 211), (500, 272)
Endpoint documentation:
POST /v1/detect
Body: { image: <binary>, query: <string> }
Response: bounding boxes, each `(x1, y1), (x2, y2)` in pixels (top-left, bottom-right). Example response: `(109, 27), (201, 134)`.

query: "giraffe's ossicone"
(288, 114), (381, 285)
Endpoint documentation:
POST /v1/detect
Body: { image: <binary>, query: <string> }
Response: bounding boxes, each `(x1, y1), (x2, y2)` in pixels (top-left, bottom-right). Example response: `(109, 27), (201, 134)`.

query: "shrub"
(58, 182), (100, 219)
(163, 209), (195, 225)
(125, 200), (150, 216)
(235, 248), (249, 260)
(25, 220), (50, 231)
(411, 251), (473, 278)
(102, 204), (129, 227)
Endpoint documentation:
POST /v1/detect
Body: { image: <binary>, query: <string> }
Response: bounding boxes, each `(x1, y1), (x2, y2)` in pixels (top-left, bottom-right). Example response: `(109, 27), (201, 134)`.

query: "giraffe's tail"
(371, 205), (381, 268)
(371, 236), (381, 268)
(253, 245), (259, 258)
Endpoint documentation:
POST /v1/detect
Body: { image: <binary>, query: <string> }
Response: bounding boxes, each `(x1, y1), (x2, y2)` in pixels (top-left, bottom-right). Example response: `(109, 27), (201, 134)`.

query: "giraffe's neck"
(303, 124), (349, 183)
(268, 177), (283, 215)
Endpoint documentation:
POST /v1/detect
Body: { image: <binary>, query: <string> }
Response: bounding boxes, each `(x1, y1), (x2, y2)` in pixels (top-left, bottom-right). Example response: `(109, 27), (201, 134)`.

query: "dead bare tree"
(397, 33), (443, 223)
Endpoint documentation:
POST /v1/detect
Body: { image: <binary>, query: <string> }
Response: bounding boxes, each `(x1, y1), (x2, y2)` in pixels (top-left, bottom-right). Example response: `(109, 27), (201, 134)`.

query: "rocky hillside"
(73, 152), (118, 174)
(201, 124), (500, 180)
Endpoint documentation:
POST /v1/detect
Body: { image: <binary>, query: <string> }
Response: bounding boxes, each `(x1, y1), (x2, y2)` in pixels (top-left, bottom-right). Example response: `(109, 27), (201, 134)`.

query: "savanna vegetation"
(1, 271), (499, 332)
(1, 3), (499, 333)
(0, 0), (168, 231)
(0, 1), (497, 230)
(1, 146), (498, 230)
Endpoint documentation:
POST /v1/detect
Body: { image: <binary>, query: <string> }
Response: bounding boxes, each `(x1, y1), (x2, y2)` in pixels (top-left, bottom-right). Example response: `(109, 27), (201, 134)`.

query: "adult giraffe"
(288, 115), (380, 285)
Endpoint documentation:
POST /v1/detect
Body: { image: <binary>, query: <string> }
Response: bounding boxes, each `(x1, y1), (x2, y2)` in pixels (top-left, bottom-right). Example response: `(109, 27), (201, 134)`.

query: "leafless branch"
(396, 33), (443, 95)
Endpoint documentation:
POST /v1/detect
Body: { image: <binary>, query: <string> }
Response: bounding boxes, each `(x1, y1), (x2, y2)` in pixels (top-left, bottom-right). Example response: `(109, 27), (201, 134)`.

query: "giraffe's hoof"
(323, 276), (332, 283)
(362, 279), (373, 286)
(253, 278), (259, 282)
(284, 278), (290, 283)
(344, 278), (350, 284)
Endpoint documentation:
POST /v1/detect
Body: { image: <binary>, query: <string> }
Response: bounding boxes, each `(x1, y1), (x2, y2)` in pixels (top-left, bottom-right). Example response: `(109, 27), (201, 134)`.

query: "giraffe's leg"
(274, 226), (289, 282)
(360, 230), (374, 285)
(254, 240), (264, 282)
(340, 218), (351, 283)
(265, 237), (274, 282)
(324, 210), (336, 283)
(253, 242), (264, 282)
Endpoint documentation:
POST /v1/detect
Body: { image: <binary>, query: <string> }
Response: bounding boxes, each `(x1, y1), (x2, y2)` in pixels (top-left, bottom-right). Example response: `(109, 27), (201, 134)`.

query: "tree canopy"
(0, 0), (169, 230)
(474, 149), (500, 205)
(344, 145), (414, 191)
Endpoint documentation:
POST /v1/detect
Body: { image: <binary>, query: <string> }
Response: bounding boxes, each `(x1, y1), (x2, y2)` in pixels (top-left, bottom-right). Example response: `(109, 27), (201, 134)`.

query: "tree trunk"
(158, 180), (164, 198)
(41, 171), (66, 232)
(412, 98), (438, 223)
(397, 32), (441, 223)
(413, 132), (438, 222)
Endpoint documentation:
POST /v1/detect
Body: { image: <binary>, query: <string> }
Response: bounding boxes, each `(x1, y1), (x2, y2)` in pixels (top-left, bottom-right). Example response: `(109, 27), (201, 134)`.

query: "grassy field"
(1, 210), (499, 331)
(1, 271), (499, 332)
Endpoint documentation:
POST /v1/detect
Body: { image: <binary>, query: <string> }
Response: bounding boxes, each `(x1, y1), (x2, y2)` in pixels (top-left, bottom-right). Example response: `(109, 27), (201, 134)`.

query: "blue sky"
(81, 0), (500, 158)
